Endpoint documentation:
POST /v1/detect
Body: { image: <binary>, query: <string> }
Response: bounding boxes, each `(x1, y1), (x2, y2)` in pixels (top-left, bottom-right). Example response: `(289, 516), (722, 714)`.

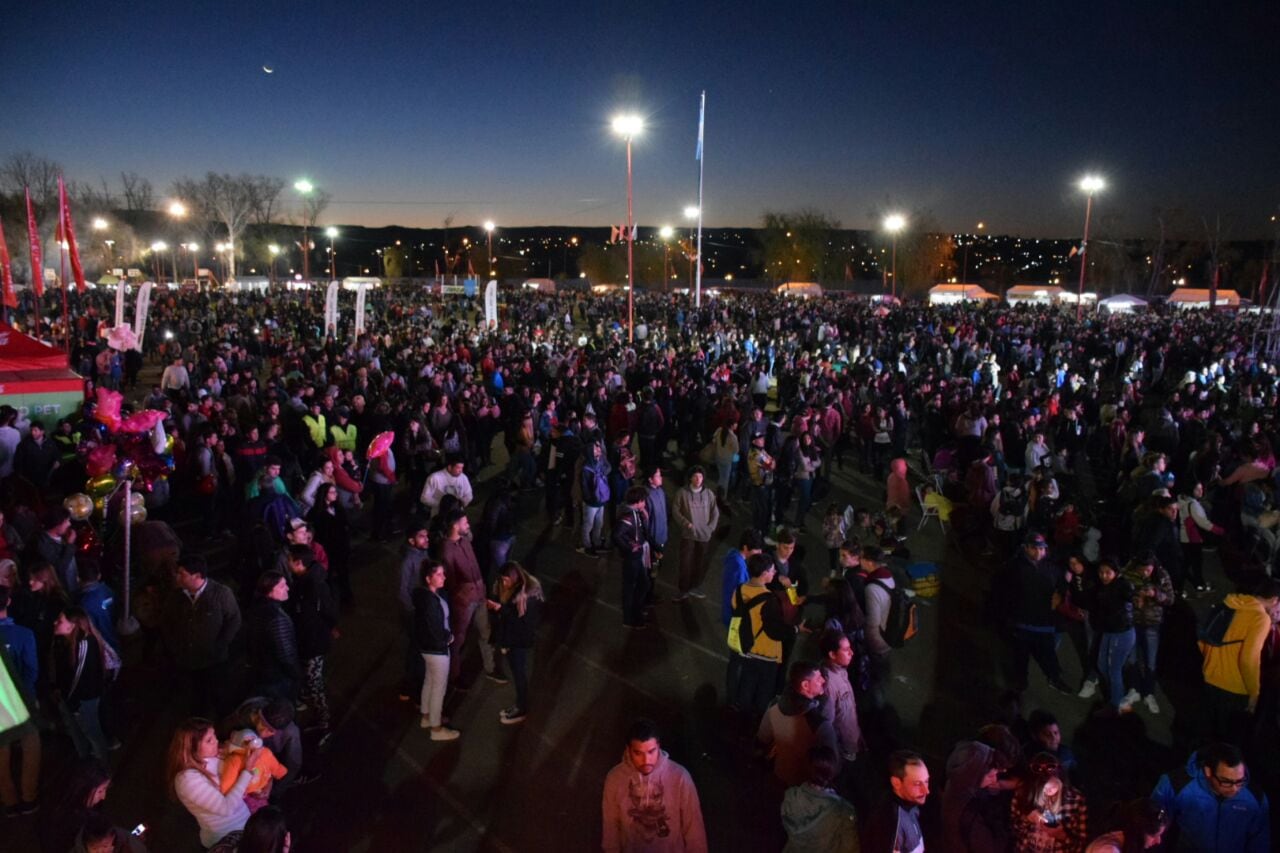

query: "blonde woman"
(485, 561), (544, 725)
(167, 718), (263, 848)
(1012, 753), (1088, 852)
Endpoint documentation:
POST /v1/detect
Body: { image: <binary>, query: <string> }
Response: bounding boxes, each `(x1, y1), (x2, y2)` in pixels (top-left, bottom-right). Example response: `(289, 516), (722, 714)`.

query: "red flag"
(24, 188), (44, 298)
(0, 218), (15, 308)
(58, 177), (86, 294)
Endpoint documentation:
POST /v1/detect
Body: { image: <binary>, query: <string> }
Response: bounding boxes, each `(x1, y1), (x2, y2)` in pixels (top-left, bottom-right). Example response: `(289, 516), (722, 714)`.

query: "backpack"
(1198, 603), (1243, 648)
(589, 466), (611, 504)
(728, 588), (772, 655)
(999, 488), (1026, 519)
(869, 578), (918, 648)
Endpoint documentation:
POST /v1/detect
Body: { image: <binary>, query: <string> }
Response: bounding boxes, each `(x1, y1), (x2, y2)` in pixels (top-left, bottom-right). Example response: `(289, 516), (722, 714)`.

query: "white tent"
(1098, 294), (1149, 313)
(776, 281), (823, 298)
(928, 283), (999, 305)
(1005, 284), (1065, 304)
(341, 276), (382, 291)
(1168, 287), (1241, 309)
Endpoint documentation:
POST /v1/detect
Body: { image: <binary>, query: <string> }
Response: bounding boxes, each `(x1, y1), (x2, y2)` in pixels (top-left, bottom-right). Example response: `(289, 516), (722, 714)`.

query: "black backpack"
(869, 579), (919, 648)
(1198, 603), (1242, 648)
(999, 488), (1026, 518)
(734, 590), (773, 655)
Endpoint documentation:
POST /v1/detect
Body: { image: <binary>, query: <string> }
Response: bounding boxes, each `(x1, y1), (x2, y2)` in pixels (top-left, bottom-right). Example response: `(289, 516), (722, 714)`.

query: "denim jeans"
(505, 647), (532, 713)
(58, 697), (108, 762)
(490, 536), (514, 574)
(1133, 624), (1160, 697)
(1098, 628), (1136, 708)
(581, 504), (605, 550)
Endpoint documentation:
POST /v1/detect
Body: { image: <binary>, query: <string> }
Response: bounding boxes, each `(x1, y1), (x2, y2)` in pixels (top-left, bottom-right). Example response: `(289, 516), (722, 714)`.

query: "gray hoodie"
(673, 486), (720, 543)
(601, 748), (708, 853)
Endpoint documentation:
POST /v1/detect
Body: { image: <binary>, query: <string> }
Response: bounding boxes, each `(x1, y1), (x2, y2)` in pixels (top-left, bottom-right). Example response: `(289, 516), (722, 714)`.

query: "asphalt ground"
(7, 390), (1227, 851)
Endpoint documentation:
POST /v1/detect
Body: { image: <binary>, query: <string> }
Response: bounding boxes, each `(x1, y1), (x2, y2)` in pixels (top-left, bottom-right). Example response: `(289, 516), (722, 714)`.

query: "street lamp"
(268, 244), (280, 286)
(883, 213), (906, 298)
(683, 206), (700, 289)
(483, 220), (496, 276)
(611, 113), (643, 342)
(92, 217), (108, 232)
(167, 201), (187, 219)
(1076, 176), (1105, 321)
(659, 226), (675, 289)
(325, 227), (339, 281)
(181, 242), (200, 287)
(295, 179), (314, 281)
(962, 221), (985, 283)
(150, 241), (168, 284)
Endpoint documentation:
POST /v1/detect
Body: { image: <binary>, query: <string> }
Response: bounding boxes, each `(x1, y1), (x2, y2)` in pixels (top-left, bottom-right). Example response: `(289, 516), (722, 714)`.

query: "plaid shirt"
(1011, 785), (1088, 853)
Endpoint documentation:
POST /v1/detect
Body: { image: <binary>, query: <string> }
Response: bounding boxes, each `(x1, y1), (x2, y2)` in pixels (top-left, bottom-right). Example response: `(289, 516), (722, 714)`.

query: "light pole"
(1076, 176), (1104, 322)
(883, 214), (906, 298)
(92, 218), (110, 270)
(150, 241), (168, 284)
(684, 205), (699, 289)
(295, 179), (314, 281)
(268, 244), (280, 286)
(612, 113), (643, 342)
(325, 226), (338, 281)
(659, 225), (674, 291)
(483, 220), (496, 276)
(962, 221), (985, 283)
(181, 242), (200, 288)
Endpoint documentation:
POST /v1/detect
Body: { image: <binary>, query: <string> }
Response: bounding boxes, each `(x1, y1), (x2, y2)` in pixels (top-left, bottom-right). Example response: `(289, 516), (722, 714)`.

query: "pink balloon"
(94, 388), (123, 432)
(86, 444), (117, 478)
(367, 430), (396, 459)
(119, 410), (165, 433)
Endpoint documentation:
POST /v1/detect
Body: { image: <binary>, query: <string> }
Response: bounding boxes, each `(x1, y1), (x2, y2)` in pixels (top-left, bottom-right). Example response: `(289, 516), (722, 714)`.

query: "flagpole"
(695, 91), (706, 310)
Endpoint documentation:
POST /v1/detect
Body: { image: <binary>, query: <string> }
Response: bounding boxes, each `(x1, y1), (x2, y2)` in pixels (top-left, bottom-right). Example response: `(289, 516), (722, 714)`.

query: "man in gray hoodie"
(672, 467), (720, 601)
(601, 718), (708, 852)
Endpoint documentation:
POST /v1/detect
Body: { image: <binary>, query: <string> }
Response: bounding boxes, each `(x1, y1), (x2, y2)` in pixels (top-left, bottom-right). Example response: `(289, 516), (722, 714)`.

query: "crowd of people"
(1, 279), (1280, 850)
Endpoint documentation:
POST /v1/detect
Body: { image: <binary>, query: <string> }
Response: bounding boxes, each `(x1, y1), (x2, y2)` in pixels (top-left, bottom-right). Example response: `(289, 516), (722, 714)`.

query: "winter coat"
(781, 784), (861, 853)
(1079, 577), (1136, 634)
(1200, 593), (1272, 701)
(1123, 565), (1174, 627)
(492, 593), (543, 649)
(160, 580), (242, 671)
(288, 563), (338, 659)
(412, 587), (451, 655)
(245, 597), (300, 695)
(1152, 750), (1270, 852)
(758, 689), (840, 787)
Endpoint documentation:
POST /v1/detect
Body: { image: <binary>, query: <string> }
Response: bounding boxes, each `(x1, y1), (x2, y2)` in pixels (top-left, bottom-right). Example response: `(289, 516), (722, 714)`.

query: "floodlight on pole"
(611, 113), (643, 342)
(325, 227), (339, 280)
(92, 217), (108, 231)
(294, 179), (314, 194)
(1076, 175), (1105, 321)
(295, 179), (315, 280)
(167, 201), (186, 218)
(483, 221), (496, 274)
(883, 214), (906, 298)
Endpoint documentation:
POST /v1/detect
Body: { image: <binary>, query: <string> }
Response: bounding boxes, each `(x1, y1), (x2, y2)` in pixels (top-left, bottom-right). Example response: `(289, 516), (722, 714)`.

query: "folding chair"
(916, 485), (944, 532)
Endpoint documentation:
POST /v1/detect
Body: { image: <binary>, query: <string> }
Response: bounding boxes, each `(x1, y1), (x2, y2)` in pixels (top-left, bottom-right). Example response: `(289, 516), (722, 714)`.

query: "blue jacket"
(0, 616), (38, 696)
(721, 550), (749, 626)
(1152, 751), (1270, 853)
(76, 581), (119, 652)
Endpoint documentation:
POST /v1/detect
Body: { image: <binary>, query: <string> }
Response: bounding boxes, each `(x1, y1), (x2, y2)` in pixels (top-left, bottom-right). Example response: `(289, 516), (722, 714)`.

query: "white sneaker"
(1122, 688), (1141, 706)
(1076, 680), (1098, 699)
(1144, 694), (1160, 714)
(430, 726), (461, 741)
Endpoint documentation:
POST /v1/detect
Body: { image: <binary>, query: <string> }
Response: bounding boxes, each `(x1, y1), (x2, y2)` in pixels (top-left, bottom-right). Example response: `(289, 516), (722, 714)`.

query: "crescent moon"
(263, 65), (274, 74)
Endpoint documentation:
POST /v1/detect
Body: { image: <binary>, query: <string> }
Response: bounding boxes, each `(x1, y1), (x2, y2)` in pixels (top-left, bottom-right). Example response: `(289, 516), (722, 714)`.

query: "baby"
(220, 729), (288, 796)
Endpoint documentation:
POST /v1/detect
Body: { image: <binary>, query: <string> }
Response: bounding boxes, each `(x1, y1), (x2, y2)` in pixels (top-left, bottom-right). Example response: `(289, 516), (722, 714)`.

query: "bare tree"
(249, 176), (286, 226)
(299, 188), (331, 228)
(172, 172), (261, 278)
(119, 172), (154, 212)
(0, 151), (62, 207)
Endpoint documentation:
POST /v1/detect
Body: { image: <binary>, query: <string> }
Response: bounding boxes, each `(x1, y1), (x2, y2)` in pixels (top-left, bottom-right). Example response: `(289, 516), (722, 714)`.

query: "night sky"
(2, 1), (1276, 237)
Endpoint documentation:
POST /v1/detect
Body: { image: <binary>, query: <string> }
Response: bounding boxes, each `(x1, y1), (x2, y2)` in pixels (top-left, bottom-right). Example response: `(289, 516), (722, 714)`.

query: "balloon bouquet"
(63, 385), (176, 530)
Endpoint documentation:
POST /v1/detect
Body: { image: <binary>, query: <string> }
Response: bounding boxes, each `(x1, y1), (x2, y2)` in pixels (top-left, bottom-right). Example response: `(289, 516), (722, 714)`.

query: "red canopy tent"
(0, 324), (84, 421)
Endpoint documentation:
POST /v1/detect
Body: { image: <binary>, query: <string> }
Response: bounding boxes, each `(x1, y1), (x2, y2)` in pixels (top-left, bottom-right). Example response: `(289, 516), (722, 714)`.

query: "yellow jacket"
(330, 423), (357, 452)
(1200, 593), (1272, 700)
(731, 583), (783, 663)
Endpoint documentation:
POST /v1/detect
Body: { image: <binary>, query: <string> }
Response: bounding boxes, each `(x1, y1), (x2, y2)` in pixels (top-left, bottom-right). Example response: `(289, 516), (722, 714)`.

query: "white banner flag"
(114, 280), (126, 327)
(324, 281), (339, 337)
(133, 282), (153, 351)
(484, 279), (498, 329)
(354, 283), (367, 336)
